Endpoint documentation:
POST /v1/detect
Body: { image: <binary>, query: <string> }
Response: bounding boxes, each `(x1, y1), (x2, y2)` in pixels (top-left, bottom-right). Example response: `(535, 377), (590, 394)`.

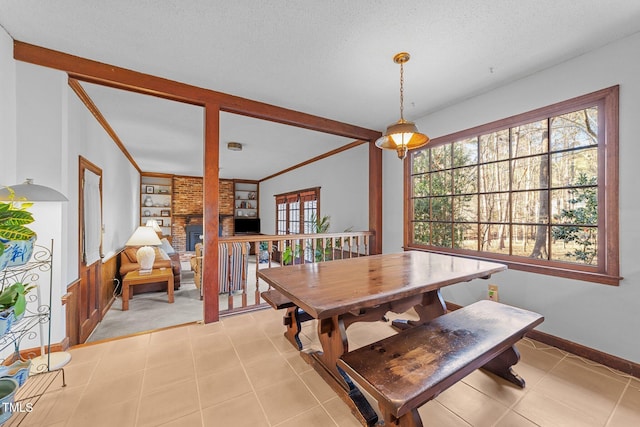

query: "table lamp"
(125, 226), (162, 273)
(145, 219), (163, 238)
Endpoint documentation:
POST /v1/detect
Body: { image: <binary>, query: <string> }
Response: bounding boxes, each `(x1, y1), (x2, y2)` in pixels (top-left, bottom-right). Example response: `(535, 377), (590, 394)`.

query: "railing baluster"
(216, 231), (374, 315)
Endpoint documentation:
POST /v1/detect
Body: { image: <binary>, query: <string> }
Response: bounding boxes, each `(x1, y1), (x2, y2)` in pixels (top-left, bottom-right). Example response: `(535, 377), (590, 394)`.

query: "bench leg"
(382, 407), (423, 427)
(482, 344), (526, 388)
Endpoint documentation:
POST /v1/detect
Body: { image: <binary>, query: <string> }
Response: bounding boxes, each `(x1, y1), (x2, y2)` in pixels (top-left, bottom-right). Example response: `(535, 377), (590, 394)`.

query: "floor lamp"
(0, 180), (71, 373)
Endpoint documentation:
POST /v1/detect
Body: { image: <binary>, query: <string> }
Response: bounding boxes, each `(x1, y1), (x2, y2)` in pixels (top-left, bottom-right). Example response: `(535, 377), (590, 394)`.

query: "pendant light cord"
(399, 61), (405, 121)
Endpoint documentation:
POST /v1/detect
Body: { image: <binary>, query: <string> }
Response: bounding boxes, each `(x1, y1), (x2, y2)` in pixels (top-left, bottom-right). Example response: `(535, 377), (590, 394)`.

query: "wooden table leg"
(122, 280), (130, 311)
(303, 315), (378, 427)
(167, 274), (174, 303)
(392, 289), (446, 330)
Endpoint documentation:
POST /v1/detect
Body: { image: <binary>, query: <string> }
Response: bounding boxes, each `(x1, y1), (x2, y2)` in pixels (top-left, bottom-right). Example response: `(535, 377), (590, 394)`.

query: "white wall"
(67, 87), (139, 265)
(383, 32), (640, 363)
(0, 28), (17, 185)
(1, 40), (139, 346)
(260, 143), (369, 234)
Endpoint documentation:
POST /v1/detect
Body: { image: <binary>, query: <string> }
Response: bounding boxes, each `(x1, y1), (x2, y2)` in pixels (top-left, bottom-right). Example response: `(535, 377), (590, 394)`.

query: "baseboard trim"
(446, 301), (639, 379)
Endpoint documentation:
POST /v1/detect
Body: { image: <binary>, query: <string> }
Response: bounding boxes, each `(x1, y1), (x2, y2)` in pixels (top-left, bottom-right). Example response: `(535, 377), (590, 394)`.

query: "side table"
(122, 268), (174, 311)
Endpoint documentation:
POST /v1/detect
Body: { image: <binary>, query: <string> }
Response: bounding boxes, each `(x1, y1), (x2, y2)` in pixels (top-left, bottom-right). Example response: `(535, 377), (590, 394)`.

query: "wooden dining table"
(257, 250), (507, 425)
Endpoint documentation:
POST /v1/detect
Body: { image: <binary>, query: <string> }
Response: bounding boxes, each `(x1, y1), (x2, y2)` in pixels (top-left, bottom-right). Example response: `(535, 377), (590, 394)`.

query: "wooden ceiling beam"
(14, 41), (381, 141)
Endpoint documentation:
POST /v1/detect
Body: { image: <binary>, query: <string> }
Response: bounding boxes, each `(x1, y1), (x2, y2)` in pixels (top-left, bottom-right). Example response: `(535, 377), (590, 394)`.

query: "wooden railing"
(217, 231), (374, 315)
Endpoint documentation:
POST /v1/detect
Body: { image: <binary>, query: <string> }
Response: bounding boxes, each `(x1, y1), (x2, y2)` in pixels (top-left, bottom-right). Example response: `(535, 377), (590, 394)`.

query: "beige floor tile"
(234, 336), (280, 364)
(514, 389), (602, 426)
(158, 410), (203, 426)
(607, 382), (640, 427)
(494, 410), (540, 426)
(68, 341), (112, 364)
(322, 397), (362, 427)
(60, 359), (97, 388)
(201, 392), (269, 427)
(268, 332), (302, 354)
(35, 310), (640, 427)
(562, 355), (629, 384)
(244, 353), (297, 390)
(146, 337), (193, 368)
(194, 347), (241, 376)
(532, 358), (625, 424)
(284, 351), (314, 374)
(137, 379), (200, 426)
(90, 348), (147, 382)
(222, 312), (258, 330)
(300, 369), (338, 403)
(187, 321), (224, 338)
(18, 385), (85, 426)
(106, 334), (150, 354)
(461, 369), (528, 407)
(227, 323), (269, 346)
(436, 381), (510, 427)
(514, 341), (563, 387)
(417, 400), (471, 427)
(255, 376), (320, 425)
(190, 330), (234, 356)
(80, 369), (144, 407)
(197, 365), (253, 408)
(66, 398), (138, 427)
(143, 357), (196, 393)
(274, 405), (337, 426)
(149, 326), (192, 346)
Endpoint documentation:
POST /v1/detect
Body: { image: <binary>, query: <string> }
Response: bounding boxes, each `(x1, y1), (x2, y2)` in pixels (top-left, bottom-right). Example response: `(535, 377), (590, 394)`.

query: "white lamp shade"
(145, 220), (162, 233)
(125, 226), (162, 246)
(0, 179), (68, 202)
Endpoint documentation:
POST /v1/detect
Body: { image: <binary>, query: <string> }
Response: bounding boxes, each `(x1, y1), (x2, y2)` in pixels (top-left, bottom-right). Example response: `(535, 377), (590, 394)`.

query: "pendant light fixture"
(375, 52), (429, 160)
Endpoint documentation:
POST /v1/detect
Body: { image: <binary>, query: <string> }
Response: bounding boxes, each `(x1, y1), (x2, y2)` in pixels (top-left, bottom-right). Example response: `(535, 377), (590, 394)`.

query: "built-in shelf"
(141, 175), (172, 237)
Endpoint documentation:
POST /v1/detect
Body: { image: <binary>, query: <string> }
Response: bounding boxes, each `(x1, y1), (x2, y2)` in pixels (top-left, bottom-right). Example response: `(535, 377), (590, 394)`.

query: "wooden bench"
(337, 300), (544, 427)
(261, 289), (313, 350)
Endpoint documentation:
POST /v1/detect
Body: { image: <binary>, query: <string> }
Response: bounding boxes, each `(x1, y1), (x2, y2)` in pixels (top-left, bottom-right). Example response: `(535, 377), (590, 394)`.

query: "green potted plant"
(0, 282), (34, 334)
(0, 188), (37, 270)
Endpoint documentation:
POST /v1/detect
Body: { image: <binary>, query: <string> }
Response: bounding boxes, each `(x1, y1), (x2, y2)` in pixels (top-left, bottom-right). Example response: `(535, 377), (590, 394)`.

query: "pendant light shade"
(375, 52), (429, 160)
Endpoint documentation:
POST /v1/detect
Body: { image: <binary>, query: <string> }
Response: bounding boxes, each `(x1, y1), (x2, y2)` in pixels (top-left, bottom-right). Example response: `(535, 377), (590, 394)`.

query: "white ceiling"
(2, 1), (640, 178)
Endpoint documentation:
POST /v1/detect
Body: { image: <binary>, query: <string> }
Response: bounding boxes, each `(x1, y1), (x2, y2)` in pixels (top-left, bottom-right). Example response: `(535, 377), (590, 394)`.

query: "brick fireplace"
(171, 177), (235, 252)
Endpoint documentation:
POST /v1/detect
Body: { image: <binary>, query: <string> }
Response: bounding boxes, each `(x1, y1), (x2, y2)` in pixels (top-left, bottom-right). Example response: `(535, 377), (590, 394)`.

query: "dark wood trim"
(78, 156), (103, 268)
(203, 103), (220, 324)
(69, 78), (142, 173)
(260, 140), (367, 182)
(2, 338), (70, 365)
(100, 251), (120, 318)
(273, 186), (321, 199)
(63, 279), (81, 347)
(14, 41), (380, 141)
(525, 329), (639, 379)
(446, 302), (639, 379)
(369, 141), (383, 254)
(140, 172), (174, 179)
(405, 86), (621, 286)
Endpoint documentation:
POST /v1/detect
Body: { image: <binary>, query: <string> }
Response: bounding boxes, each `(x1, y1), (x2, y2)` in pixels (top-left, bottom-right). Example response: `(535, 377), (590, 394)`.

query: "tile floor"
(17, 307), (640, 427)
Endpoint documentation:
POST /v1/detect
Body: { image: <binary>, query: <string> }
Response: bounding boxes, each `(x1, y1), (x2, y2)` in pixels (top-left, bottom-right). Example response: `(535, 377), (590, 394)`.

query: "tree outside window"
(406, 87), (620, 285)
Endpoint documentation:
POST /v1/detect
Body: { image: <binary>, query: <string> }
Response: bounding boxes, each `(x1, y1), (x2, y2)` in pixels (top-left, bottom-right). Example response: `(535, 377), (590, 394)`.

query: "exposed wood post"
(203, 104), (220, 323)
(369, 140), (383, 254)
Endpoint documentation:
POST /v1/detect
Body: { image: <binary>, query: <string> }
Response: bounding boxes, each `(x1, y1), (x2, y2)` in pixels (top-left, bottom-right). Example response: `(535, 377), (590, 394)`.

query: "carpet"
(87, 272), (203, 342)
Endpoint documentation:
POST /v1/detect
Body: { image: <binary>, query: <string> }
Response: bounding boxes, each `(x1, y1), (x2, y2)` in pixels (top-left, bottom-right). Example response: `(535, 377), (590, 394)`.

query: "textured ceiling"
(2, 1), (640, 178)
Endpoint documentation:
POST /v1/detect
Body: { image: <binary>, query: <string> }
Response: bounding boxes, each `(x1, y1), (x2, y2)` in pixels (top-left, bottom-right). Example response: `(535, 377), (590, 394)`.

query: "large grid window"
(276, 187), (320, 235)
(406, 87), (620, 285)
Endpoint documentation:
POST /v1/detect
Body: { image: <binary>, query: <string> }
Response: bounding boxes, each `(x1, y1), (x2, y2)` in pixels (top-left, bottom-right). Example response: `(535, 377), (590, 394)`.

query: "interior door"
(78, 156), (103, 342)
